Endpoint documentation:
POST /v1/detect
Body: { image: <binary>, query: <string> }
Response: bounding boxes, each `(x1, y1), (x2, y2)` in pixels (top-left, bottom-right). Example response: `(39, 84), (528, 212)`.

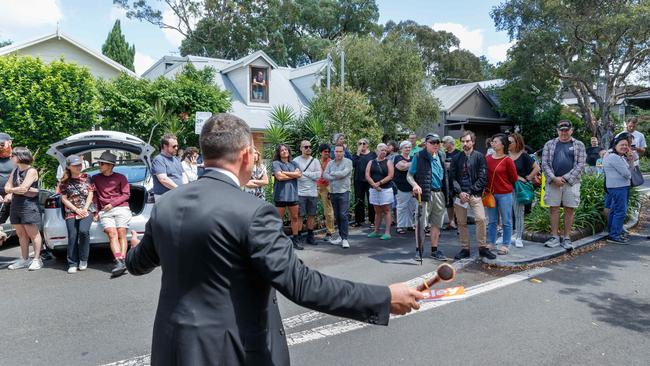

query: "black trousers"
(353, 180), (374, 224)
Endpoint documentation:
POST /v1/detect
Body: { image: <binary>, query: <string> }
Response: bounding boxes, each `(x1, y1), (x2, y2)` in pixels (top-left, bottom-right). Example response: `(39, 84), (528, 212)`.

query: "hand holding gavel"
(416, 263), (456, 292)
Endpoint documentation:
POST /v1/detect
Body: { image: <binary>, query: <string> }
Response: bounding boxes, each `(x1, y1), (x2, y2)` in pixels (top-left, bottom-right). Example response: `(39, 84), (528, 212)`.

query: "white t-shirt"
(293, 155), (321, 197)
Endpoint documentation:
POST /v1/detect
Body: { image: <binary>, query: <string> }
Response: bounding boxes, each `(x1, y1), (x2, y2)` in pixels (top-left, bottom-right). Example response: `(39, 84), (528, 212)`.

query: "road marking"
(286, 267), (551, 346)
(101, 266), (550, 366)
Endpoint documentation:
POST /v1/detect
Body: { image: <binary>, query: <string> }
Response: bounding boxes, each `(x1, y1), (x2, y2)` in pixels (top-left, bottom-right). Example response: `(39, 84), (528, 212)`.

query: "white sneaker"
(8, 258), (30, 270)
(67, 266), (78, 274)
(78, 261), (88, 271)
(341, 239), (350, 248)
(514, 238), (524, 248)
(330, 237), (342, 245)
(28, 258), (43, 271)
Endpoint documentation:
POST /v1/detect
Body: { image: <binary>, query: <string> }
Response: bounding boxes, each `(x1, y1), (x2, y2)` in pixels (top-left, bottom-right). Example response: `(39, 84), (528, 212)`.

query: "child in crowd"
(596, 149), (606, 175)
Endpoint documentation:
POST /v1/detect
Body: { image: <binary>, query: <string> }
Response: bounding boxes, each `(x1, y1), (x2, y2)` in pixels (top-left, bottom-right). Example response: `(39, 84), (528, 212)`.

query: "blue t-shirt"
(151, 154), (185, 195)
(409, 152), (443, 189)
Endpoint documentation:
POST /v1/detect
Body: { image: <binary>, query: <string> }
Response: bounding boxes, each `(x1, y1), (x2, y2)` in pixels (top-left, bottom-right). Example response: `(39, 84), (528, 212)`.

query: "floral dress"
(59, 173), (96, 220)
(244, 163), (267, 200)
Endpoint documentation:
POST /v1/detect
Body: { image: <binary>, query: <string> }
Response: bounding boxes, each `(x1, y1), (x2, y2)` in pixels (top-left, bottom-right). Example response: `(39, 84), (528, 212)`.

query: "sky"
(0, 0), (513, 76)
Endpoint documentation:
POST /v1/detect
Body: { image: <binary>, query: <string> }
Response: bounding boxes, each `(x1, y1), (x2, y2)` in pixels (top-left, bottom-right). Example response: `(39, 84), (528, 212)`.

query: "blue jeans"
(487, 193), (513, 247)
(607, 187), (628, 240)
(66, 215), (93, 266)
(330, 192), (350, 240)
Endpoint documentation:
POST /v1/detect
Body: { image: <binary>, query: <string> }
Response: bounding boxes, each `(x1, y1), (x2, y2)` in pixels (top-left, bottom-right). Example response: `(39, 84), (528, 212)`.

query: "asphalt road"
(0, 217), (648, 365)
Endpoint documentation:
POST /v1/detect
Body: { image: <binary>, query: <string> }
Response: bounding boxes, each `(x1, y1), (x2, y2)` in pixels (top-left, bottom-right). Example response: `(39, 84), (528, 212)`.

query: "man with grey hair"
(126, 113), (425, 366)
(0, 132), (14, 242)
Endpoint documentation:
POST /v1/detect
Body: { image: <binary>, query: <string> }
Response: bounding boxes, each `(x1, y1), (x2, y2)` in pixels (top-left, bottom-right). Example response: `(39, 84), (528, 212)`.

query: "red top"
(485, 155), (518, 194)
(316, 157), (330, 187)
(92, 172), (130, 211)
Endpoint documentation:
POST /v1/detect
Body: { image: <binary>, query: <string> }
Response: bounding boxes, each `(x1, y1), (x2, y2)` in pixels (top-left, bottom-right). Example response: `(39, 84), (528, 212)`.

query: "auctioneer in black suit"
(126, 169), (391, 366)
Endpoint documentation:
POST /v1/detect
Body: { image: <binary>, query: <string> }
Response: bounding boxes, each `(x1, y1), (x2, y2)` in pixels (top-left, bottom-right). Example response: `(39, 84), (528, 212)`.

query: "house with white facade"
(142, 51), (329, 147)
(0, 29), (137, 79)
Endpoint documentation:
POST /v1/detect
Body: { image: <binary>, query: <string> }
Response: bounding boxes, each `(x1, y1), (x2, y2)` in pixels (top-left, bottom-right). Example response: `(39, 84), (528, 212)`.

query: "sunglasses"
(303, 146), (312, 149)
(428, 140), (441, 145)
(99, 162), (112, 166)
(358, 142), (367, 145)
(171, 145), (179, 149)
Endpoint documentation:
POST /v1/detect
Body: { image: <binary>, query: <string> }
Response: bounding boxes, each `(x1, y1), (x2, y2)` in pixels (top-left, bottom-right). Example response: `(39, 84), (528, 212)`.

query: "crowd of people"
(0, 116), (646, 273)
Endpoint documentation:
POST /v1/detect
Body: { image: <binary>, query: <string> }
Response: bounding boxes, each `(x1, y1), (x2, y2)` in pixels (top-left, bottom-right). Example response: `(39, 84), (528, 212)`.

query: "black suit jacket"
(126, 170), (391, 366)
(449, 150), (488, 197)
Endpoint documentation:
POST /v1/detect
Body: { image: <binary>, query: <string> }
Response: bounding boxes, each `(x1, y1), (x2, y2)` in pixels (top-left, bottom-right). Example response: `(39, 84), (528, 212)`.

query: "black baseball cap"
(557, 120), (572, 131)
(425, 133), (441, 143)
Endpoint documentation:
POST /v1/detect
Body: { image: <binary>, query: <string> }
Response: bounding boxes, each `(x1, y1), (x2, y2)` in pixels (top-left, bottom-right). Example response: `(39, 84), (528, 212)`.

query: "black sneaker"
(306, 231), (316, 245)
(291, 236), (305, 250)
(111, 259), (127, 278)
(324, 233), (332, 242)
(454, 249), (470, 260)
(606, 236), (629, 245)
(430, 249), (448, 261)
(478, 247), (497, 260)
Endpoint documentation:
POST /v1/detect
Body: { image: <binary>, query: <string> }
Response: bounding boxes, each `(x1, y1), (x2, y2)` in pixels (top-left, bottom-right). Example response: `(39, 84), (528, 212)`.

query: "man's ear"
(241, 145), (252, 166)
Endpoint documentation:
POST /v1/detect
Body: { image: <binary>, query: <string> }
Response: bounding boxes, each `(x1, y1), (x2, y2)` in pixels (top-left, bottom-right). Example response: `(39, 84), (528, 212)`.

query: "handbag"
(12, 168), (39, 198)
(514, 180), (534, 205)
(631, 165), (644, 187)
(482, 158), (505, 209)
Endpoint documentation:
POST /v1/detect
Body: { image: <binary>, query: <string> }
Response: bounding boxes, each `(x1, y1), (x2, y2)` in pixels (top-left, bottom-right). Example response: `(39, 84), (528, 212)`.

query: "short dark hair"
(160, 133), (177, 149)
(200, 113), (252, 163)
(627, 117), (638, 124)
(387, 140), (398, 152)
(273, 144), (292, 162)
(182, 146), (199, 161)
(460, 130), (476, 143)
(318, 143), (330, 153)
(12, 146), (34, 165)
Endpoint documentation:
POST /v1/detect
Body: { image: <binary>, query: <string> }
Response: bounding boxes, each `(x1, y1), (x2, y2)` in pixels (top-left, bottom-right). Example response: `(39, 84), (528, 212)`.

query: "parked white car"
(43, 131), (155, 254)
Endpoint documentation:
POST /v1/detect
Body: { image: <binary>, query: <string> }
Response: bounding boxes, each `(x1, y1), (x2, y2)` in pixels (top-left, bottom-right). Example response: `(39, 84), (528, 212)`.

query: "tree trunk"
(598, 102), (615, 149)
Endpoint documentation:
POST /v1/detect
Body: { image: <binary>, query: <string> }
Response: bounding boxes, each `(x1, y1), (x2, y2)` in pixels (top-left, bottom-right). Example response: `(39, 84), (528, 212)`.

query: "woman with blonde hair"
(244, 149), (269, 200)
(365, 143), (394, 240)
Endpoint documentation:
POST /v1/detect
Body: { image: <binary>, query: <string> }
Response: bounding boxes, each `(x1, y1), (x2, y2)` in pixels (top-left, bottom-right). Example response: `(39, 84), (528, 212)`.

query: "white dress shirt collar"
(204, 167), (241, 187)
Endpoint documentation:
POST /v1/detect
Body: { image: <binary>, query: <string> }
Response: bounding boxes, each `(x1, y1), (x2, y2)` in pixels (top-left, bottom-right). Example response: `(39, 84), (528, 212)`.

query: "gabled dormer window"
(250, 66), (269, 103)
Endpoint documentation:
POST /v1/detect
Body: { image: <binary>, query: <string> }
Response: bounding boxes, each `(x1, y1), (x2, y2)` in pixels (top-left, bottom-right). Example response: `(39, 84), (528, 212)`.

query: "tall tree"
(114, 0), (380, 67)
(0, 39), (11, 47)
(492, 0), (650, 145)
(479, 56), (496, 80)
(384, 20), (484, 85)
(333, 35), (438, 137)
(102, 20), (136, 71)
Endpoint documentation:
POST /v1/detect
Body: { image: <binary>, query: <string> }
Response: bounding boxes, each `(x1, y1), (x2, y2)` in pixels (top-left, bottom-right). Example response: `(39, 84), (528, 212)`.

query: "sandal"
(396, 228), (406, 234)
(497, 246), (509, 255)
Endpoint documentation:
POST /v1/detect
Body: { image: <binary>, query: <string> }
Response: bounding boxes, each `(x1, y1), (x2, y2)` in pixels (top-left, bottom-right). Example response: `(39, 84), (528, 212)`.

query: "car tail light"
(146, 192), (155, 204)
(44, 196), (60, 209)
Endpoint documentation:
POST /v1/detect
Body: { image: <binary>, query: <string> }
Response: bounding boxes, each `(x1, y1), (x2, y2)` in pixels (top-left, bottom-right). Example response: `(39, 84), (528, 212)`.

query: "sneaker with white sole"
(341, 239), (350, 248)
(28, 258), (43, 271)
(560, 238), (574, 250)
(514, 238), (524, 248)
(545, 236), (561, 248)
(330, 237), (342, 245)
(67, 266), (78, 274)
(78, 261), (88, 271)
(8, 258), (30, 270)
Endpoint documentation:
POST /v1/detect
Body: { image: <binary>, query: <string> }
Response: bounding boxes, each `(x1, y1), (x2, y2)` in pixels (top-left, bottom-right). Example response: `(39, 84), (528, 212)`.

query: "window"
(250, 67), (269, 103)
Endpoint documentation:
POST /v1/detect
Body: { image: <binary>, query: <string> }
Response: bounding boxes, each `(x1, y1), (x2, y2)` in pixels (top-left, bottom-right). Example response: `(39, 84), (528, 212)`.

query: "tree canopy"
(492, 0), (650, 145)
(101, 20), (136, 71)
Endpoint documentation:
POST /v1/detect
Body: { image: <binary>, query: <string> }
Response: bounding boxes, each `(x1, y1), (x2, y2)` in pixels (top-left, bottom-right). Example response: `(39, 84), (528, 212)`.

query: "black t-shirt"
(513, 153), (534, 178)
(0, 157), (15, 196)
(446, 149), (460, 162)
(586, 146), (603, 166)
(353, 151), (377, 182)
(393, 155), (412, 192)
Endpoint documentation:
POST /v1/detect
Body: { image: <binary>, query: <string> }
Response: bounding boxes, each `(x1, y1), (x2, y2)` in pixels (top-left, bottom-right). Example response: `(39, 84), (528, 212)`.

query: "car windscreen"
(85, 165), (148, 184)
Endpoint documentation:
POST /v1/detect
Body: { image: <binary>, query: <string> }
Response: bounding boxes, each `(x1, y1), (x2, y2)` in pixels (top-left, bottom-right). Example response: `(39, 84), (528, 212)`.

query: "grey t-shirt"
(0, 157), (15, 195)
(293, 155), (321, 197)
(552, 141), (575, 177)
(272, 160), (299, 203)
(151, 154), (185, 195)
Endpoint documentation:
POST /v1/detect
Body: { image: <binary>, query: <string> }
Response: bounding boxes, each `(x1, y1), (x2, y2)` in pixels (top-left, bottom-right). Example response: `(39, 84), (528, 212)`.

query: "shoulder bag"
(481, 158), (505, 208)
(631, 164), (644, 187)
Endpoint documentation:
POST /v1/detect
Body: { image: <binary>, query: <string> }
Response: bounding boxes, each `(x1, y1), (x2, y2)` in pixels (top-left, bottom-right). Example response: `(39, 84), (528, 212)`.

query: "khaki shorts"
(544, 182), (580, 208)
(426, 191), (446, 228)
(99, 206), (132, 229)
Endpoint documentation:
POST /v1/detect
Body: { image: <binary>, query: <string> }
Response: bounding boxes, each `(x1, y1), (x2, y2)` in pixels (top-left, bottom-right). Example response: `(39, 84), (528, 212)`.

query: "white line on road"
(286, 267), (551, 346)
(102, 266), (551, 366)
